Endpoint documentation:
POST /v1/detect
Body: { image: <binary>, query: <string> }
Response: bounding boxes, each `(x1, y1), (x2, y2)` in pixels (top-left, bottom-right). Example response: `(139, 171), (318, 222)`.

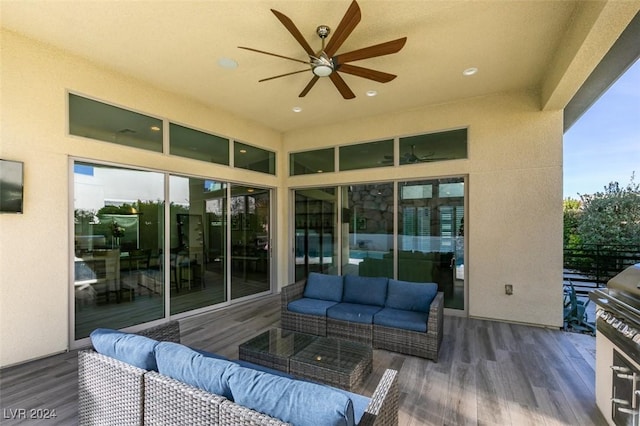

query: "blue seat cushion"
(227, 366), (355, 426)
(303, 272), (344, 302)
(288, 297), (339, 316)
(154, 341), (237, 399)
(90, 328), (159, 371)
(343, 275), (388, 306)
(233, 360), (294, 379)
(327, 303), (382, 324)
(189, 347), (230, 361)
(336, 389), (371, 425)
(385, 279), (438, 312)
(373, 308), (429, 332)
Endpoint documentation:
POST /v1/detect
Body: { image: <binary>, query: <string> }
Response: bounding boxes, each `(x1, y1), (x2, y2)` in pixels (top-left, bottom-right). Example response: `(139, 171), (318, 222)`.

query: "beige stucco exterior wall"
(0, 29), (564, 367)
(0, 31), (282, 366)
(284, 91), (564, 328)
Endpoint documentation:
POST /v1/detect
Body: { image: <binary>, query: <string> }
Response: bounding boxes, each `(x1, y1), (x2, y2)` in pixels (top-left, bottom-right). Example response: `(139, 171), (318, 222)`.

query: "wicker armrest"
(428, 292), (444, 334)
(137, 320), (181, 343)
(78, 350), (147, 425)
(281, 279), (306, 309)
(144, 371), (225, 425)
(359, 369), (399, 426)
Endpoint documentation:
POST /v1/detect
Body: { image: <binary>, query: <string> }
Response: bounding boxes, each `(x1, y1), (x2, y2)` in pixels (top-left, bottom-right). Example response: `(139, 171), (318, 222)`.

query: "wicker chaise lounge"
(281, 273), (444, 361)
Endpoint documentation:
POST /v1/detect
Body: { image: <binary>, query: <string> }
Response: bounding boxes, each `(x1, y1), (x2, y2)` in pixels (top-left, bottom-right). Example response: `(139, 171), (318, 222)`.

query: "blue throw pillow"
(342, 275), (388, 306)
(385, 279), (438, 312)
(227, 366), (355, 426)
(154, 341), (236, 400)
(303, 272), (344, 302)
(90, 328), (159, 371)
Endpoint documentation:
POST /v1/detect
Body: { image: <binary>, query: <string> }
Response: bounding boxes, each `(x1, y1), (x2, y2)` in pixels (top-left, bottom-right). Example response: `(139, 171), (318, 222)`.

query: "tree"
(563, 198), (581, 246)
(577, 173), (640, 247)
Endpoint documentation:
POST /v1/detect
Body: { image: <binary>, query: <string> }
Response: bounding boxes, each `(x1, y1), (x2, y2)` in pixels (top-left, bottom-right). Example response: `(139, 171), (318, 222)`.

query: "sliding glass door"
(169, 176), (227, 315)
(73, 163), (165, 339)
(293, 188), (338, 280)
(73, 162), (273, 341)
(292, 177), (466, 310)
(230, 185), (271, 299)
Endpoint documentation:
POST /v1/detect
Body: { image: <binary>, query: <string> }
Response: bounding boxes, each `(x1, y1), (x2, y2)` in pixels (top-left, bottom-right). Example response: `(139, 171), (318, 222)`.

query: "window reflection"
(339, 139), (393, 171)
(399, 128), (467, 164)
(342, 183), (394, 277)
(170, 123), (229, 165)
(73, 163), (165, 339)
(234, 142), (276, 175)
(290, 148), (334, 176)
(69, 94), (163, 152)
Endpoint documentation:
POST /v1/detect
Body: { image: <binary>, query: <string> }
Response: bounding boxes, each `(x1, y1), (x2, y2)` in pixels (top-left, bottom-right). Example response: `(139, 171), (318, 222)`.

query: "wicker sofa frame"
(78, 321), (400, 425)
(281, 279), (444, 362)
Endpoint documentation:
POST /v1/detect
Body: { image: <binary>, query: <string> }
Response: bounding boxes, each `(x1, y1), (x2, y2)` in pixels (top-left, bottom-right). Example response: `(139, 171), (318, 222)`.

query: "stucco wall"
(0, 28), (564, 367)
(284, 91), (564, 328)
(0, 30), (282, 366)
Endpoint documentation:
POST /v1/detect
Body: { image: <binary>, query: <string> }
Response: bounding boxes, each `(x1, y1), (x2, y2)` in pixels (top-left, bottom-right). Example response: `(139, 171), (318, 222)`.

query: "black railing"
(563, 244), (640, 293)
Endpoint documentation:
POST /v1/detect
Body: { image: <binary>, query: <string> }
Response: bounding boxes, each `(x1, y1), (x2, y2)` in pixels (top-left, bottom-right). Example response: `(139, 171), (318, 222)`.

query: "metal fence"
(563, 244), (640, 293)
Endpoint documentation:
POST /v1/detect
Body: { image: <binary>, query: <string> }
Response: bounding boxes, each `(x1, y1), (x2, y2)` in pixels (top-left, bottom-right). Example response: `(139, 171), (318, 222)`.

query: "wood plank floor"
(0, 294), (607, 425)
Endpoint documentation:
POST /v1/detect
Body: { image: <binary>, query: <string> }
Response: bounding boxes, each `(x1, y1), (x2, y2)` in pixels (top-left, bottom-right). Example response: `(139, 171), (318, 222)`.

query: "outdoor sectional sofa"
(78, 321), (399, 425)
(281, 273), (444, 361)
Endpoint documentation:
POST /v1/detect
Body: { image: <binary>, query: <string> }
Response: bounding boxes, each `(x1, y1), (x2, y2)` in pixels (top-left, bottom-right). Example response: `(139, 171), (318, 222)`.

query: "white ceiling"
(0, 1), (634, 133)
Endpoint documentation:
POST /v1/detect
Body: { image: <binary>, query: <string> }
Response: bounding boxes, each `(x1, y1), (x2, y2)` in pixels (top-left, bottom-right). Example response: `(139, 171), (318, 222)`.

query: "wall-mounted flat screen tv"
(0, 159), (24, 214)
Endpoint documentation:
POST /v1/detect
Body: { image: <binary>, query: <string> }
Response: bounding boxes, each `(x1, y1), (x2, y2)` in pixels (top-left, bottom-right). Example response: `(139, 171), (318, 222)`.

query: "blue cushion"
(90, 328), (159, 371)
(233, 360), (294, 379)
(303, 272), (344, 302)
(343, 275), (388, 306)
(288, 298), (339, 316)
(154, 342), (236, 399)
(327, 303), (382, 324)
(373, 308), (429, 332)
(336, 390), (371, 424)
(189, 347), (230, 361)
(227, 366), (355, 426)
(385, 279), (438, 312)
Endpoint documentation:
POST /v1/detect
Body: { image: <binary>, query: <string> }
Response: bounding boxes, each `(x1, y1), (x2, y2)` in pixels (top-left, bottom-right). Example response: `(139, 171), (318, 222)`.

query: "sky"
(563, 59), (640, 199)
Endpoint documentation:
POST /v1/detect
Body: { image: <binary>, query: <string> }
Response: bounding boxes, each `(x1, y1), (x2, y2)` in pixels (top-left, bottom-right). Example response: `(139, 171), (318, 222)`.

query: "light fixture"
(217, 57), (238, 69)
(366, 90), (377, 97)
(292, 106), (302, 113)
(462, 67), (478, 76)
(311, 52), (334, 77)
(317, 169), (324, 173)
(150, 126), (161, 131)
(239, 149), (247, 154)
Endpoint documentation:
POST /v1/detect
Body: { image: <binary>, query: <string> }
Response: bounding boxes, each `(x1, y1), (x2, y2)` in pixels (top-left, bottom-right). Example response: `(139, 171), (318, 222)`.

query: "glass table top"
(239, 328), (317, 358)
(290, 337), (371, 374)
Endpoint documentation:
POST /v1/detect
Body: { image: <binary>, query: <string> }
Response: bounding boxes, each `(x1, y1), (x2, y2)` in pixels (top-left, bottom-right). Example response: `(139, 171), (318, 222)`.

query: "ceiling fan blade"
(324, 0), (361, 57)
(271, 9), (315, 56)
(238, 46), (310, 65)
(329, 73), (355, 99)
(299, 76), (320, 97)
(259, 69), (310, 83)
(334, 37), (407, 64)
(337, 63), (396, 83)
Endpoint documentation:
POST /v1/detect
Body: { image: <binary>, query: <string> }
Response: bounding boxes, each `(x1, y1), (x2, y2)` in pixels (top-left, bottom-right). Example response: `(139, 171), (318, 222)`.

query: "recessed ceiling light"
(292, 106), (302, 113)
(217, 57), (238, 69)
(366, 90), (378, 97)
(463, 67), (478, 76)
(239, 149), (247, 154)
(150, 126), (161, 131)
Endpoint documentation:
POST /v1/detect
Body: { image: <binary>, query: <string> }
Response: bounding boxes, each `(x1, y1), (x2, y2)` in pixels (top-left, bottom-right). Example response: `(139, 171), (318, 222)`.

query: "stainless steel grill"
(591, 264), (640, 426)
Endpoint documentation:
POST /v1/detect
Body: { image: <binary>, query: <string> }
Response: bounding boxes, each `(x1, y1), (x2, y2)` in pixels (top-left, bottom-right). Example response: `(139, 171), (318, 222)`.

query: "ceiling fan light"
(313, 65), (333, 77)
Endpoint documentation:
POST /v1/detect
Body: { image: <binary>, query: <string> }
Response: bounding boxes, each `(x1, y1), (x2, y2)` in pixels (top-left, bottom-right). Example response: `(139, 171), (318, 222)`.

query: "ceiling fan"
(238, 0), (407, 99)
(381, 145), (447, 164)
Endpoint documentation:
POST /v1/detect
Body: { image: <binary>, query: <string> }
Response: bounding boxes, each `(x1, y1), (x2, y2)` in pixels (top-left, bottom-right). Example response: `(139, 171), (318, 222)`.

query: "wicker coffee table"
(238, 328), (372, 391)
